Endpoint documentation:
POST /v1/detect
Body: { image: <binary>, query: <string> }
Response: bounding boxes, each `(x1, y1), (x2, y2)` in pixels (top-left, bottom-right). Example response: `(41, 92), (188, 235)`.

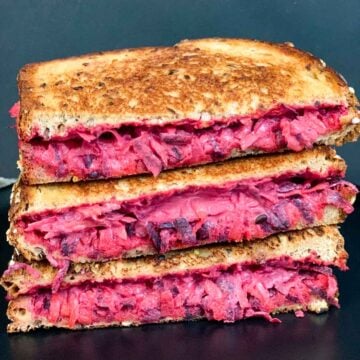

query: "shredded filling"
(18, 173), (356, 266)
(18, 105), (345, 180)
(26, 262), (338, 327)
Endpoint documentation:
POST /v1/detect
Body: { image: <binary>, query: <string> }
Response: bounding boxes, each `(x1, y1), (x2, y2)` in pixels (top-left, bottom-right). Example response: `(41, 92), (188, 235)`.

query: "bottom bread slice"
(3, 226), (346, 333)
(8, 297), (334, 333)
(7, 262), (338, 333)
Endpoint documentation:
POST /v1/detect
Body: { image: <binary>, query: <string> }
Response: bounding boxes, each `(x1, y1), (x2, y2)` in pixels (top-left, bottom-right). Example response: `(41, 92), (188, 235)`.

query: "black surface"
(1, 1), (360, 359)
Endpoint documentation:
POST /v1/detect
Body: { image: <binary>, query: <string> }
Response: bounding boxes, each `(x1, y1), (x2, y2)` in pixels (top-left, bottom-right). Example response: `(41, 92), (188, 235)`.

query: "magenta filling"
(21, 105), (345, 180)
(18, 172), (357, 266)
(26, 262), (338, 328)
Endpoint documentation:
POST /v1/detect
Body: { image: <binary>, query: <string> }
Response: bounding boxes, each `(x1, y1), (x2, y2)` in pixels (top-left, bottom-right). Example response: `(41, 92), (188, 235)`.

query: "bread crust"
(1, 226), (348, 299)
(17, 38), (359, 141)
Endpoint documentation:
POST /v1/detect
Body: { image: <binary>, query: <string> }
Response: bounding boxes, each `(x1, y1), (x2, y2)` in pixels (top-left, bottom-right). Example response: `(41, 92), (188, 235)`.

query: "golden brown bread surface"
(6, 297), (333, 333)
(17, 38), (359, 140)
(1, 226), (348, 299)
(9, 147), (346, 220)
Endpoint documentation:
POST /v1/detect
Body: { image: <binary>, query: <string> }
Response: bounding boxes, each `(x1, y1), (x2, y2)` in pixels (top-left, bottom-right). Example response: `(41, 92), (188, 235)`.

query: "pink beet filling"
(21, 105), (344, 180)
(19, 174), (357, 266)
(29, 262), (339, 328)
(9, 101), (20, 118)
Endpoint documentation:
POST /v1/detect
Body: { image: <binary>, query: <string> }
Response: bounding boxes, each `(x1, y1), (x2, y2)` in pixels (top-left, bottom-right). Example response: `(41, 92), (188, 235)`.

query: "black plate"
(0, 186), (359, 360)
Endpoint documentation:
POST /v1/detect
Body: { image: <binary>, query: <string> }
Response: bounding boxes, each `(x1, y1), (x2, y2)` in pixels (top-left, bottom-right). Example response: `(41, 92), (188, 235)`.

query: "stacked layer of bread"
(1, 38), (359, 332)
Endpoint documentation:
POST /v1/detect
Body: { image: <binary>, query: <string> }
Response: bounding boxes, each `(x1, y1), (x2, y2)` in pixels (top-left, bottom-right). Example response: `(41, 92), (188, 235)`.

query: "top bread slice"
(17, 38), (359, 141)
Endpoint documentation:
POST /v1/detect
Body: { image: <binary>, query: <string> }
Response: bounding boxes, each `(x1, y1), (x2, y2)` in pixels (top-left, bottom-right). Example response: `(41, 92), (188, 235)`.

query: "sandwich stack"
(1, 38), (359, 332)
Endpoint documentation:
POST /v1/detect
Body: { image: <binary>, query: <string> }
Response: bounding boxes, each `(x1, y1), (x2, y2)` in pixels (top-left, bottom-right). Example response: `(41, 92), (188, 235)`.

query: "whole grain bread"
(17, 38), (359, 141)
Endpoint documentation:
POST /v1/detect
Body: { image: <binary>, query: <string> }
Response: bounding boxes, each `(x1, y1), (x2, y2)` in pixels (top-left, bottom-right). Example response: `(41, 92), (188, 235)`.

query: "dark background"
(0, 0), (359, 359)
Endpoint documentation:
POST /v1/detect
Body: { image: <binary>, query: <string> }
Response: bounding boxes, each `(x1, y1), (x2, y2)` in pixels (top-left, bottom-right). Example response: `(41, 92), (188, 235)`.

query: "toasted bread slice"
(8, 147), (356, 264)
(16, 38), (359, 184)
(3, 226), (347, 332)
(18, 38), (358, 140)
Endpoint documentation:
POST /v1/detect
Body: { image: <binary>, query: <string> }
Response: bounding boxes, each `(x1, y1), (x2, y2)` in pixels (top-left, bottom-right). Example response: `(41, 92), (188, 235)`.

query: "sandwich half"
(12, 38), (360, 184)
(8, 147), (357, 269)
(1, 226), (348, 332)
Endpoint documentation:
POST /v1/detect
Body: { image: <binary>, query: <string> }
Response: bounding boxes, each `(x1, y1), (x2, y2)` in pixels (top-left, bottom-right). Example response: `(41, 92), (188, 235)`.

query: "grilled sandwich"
(8, 147), (357, 269)
(11, 38), (359, 184)
(1, 226), (348, 332)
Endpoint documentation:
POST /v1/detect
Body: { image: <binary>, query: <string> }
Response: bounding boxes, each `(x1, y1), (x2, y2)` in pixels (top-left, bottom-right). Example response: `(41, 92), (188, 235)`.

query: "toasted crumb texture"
(17, 38), (359, 141)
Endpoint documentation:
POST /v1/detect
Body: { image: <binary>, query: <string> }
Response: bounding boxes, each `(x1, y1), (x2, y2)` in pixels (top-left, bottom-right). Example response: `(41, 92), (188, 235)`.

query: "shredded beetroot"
(27, 263), (338, 328)
(51, 260), (70, 293)
(3, 262), (41, 280)
(9, 102), (20, 118)
(17, 174), (357, 265)
(20, 105), (345, 181)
